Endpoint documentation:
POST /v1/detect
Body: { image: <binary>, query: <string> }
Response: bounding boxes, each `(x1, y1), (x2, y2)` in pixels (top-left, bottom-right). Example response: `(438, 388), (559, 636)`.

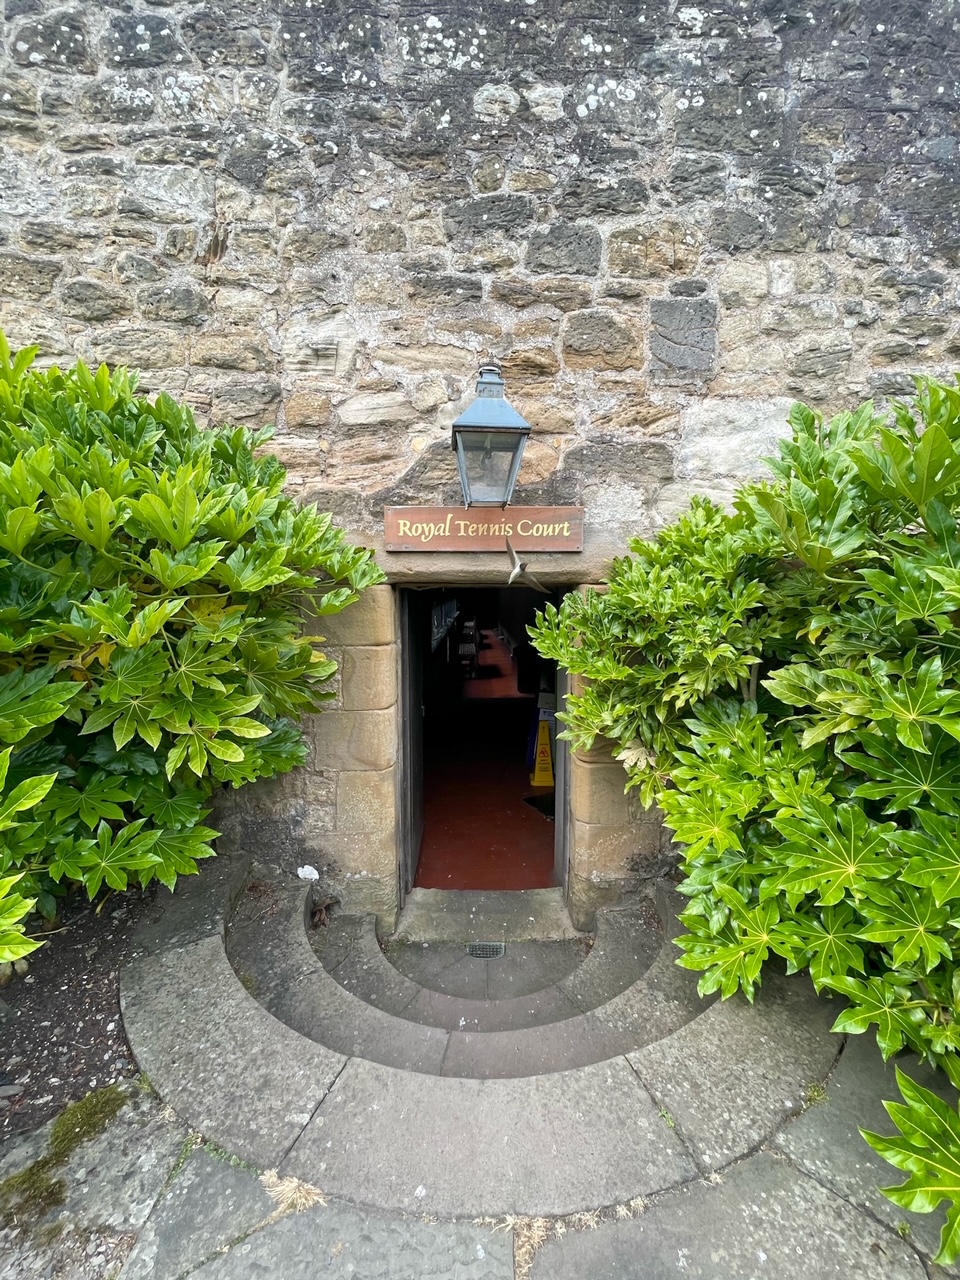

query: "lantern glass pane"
(455, 430), (526, 506)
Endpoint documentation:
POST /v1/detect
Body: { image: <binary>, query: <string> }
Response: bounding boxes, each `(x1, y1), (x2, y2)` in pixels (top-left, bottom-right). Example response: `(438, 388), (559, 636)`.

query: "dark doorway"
(399, 587), (566, 894)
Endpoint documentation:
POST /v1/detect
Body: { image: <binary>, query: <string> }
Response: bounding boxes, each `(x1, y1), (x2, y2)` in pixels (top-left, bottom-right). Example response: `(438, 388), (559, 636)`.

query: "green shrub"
(533, 381), (960, 1058)
(532, 375), (960, 1258)
(0, 334), (383, 959)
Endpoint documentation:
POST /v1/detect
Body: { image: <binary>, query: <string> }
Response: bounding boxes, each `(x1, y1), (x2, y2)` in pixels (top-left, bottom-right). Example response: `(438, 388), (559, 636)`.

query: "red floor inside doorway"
(414, 630), (556, 891)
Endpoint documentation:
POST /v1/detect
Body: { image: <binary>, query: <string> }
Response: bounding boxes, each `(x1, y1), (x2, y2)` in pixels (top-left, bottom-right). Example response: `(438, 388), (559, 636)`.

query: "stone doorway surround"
(219, 580), (664, 933)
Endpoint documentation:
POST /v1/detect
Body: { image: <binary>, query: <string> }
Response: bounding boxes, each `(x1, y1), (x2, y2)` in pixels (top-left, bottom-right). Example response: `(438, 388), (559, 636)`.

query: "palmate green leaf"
(825, 974), (929, 1059)
(66, 819), (160, 898)
(862, 1068), (960, 1265)
(127, 468), (224, 552)
(0, 667), (82, 743)
(145, 540), (227, 590)
(658, 786), (756, 857)
(899, 811), (960, 905)
(0, 873), (41, 962)
(140, 824), (218, 891)
(860, 556), (953, 625)
(873, 657), (960, 752)
(774, 801), (900, 906)
(846, 732), (960, 814)
(214, 543), (293, 593)
(0, 769), (57, 831)
(51, 774), (134, 829)
(675, 884), (779, 1002)
(858, 885), (953, 971)
(51, 487), (125, 551)
(771, 903), (866, 987)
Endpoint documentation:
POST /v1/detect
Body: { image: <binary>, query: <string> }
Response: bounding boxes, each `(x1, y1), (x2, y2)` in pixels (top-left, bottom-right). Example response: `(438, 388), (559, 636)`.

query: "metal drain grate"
(466, 942), (505, 959)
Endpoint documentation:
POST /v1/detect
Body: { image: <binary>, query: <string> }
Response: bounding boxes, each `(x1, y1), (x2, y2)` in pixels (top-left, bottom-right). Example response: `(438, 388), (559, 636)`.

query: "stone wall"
(2, 0), (958, 554)
(3, 0), (959, 923)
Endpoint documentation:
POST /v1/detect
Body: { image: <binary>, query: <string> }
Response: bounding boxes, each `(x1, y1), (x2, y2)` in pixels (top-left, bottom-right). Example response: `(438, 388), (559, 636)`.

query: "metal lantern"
(451, 364), (531, 508)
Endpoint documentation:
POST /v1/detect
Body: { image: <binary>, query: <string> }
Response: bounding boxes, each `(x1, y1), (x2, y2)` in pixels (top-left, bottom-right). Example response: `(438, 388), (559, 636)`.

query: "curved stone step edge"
(277, 972), (842, 1218)
(328, 914), (647, 1032)
(226, 885), (453, 1075)
(124, 880), (844, 1218)
(227, 882), (715, 1078)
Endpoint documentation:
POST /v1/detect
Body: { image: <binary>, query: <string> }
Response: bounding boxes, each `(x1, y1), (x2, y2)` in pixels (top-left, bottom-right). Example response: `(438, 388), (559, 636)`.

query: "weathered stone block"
(337, 391), (418, 429)
(442, 194), (534, 239)
(341, 646), (398, 712)
(336, 767), (397, 834)
(570, 758), (633, 827)
(180, 8), (268, 68)
(563, 309), (642, 370)
(0, 252), (62, 299)
(608, 222), (700, 280)
(406, 273), (482, 304)
(490, 277), (592, 312)
(138, 283), (211, 325)
(209, 378), (281, 423)
(12, 11), (94, 74)
(307, 708), (397, 773)
(676, 398), (795, 481)
(572, 818), (660, 878)
(193, 333), (274, 373)
(307, 586), (396, 648)
(95, 327), (188, 370)
(113, 251), (161, 284)
(527, 224), (602, 276)
(101, 14), (186, 69)
(284, 391), (331, 429)
(649, 297), (718, 382)
(60, 278), (133, 322)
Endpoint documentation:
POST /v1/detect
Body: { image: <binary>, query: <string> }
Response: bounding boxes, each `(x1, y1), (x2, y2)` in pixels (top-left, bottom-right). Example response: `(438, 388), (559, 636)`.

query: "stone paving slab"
(0, 1084), (187, 1280)
(120, 1149), (276, 1280)
(407, 982), (585, 1032)
(121, 936), (345, 1169)
(229, 899), (453, 1074)
(280, 1055), (697, 1217)
(527, 1152), (929, 1280)
(189, 1201), (513, 1280)
(773, 1033), (960, 1270)
(628, 968), (838, 1171)
(386, 938), (584, 999)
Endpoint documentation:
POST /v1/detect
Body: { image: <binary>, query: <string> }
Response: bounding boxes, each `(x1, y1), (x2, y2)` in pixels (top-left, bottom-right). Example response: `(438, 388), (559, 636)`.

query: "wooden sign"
(384, 506), (584, 552)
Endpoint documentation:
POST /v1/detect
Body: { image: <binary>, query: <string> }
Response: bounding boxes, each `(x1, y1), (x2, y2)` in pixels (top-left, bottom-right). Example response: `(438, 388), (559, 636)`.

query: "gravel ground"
(0, 886), (161, 1144)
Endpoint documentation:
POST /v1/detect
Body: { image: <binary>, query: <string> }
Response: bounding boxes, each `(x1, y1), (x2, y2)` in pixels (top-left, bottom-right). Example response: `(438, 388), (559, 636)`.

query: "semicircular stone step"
(225, 878), (713, 1077)
(310, 903), (663, 1032)
(121, 854), (840, 1219)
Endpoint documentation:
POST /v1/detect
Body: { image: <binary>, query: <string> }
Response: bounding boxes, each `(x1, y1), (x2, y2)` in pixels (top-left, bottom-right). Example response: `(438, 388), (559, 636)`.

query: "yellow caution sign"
(531, 716), (555, 787)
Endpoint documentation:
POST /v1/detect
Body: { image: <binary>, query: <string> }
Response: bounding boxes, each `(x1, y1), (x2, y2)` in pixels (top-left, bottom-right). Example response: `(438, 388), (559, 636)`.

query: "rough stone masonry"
(2, 0), (959, 919)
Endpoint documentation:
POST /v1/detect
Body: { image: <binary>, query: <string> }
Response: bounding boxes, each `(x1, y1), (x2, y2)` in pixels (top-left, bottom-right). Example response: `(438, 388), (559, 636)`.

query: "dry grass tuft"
(259, 1169), (326, 1218)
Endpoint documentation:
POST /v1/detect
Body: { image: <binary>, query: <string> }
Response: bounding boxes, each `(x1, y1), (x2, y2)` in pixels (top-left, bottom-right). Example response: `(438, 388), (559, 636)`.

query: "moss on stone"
(0, 1083), (128, 1230)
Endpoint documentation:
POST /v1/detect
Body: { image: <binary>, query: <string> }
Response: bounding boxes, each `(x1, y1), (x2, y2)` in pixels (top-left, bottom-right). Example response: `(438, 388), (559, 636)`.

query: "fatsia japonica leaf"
(862, 1068), (960, 1265)
(675, 883), (780, 1002)
(898, 811), (960, 905)
(774, 802), (900, 906)
(846, 733), (960, 814)
(824, 975), (929, 1059)
(858, 885), (953, 972)
(771, 903), (867, 987)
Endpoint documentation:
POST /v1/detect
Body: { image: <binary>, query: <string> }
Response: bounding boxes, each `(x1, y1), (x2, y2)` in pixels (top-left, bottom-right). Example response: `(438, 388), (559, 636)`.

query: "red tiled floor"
(414, 691), (556, 891)
(462, 630), (531, 700)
